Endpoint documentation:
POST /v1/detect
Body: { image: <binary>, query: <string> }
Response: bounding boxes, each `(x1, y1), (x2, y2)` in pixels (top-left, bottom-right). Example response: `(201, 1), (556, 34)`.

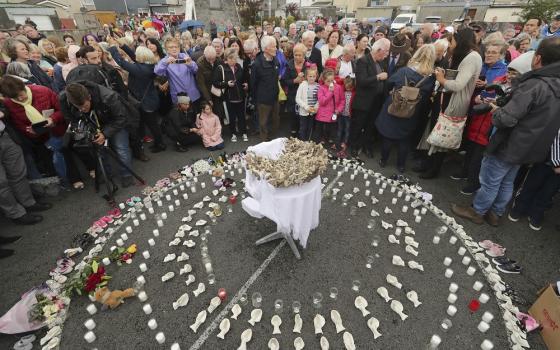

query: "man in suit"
(349, 38), (390, 158)
(384, 33), (412, 77)
(301, 30), (323, 73)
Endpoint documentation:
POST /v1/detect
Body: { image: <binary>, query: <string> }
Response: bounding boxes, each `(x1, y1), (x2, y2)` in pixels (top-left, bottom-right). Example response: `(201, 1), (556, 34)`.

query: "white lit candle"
(477, 321), (490, 333)
(392, 198), (397, 204)
(133, 219), (139, 226)
(445, 268), (454, 278)
(479, 293), (490, 304)
(402, 205), (408, 213)
(481, 340), (494, 350)
(413, 209), (420, 216)
(458, 247), (466, 255)
(482, 312), (494, 323)
(155, 332), (165, 344)
(378, 189), (384, 195)
(365, 190), (371, 196)
(126, 226), (132, 233)
(121, 233), (128, 241)
(165, 195), (171, 201)
(168, 205), (174, 212)
(140, 213), (147, 220)
(138, 291), (148, 302)
(467, 266), (476, 276)
(173, 189), (178, 195)
(415, 216), (422, 223)
(447, 293), (457, 304)
(139, 263), (148, 272)
(443, 257), (453, 266)
(405, 194), (411, 201)
(148, 318), (158, 330)
(143, 303), (153, 315)
(119, 203), (125, 209)
(447, 305), (457, 317)
(433, 235), (440, 244)
(462, 256), (472, 265)
(148, 238), (155, 246)
(86, 304), (97, 315)
(175, 200), (180, 206)
(116, 239), (124, 246)
(148, 207), (154, 214)
(191, 186), (196, 193)
(84, 319), (96, 330)
(201, 182), (206, 189)
(102, 257), (111, 266)
(157, 200), (163, 207)
(142, 250), (150, 259)
(449, 236), (457, 244)
(161, 213), (167, 219)
(137, 275), (146, 284)
(84, 331), (96, 343)
(365, 180), (370, 187)
(473, 281), (483, 291)
(449, 283), (458, 293)
(421, 207), (427, 215)
(152, 229), (159, 237)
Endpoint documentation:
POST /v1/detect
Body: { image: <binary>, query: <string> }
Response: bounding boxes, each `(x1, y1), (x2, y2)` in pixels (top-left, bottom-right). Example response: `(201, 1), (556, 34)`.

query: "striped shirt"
(551, 129), (560, 167)
(307, 83), (319, 109)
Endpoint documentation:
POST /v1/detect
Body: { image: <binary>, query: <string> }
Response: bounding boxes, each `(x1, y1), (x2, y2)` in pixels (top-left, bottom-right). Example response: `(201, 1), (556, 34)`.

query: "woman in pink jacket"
(315, 70), (344, 145)
(192, 102), (224, 151)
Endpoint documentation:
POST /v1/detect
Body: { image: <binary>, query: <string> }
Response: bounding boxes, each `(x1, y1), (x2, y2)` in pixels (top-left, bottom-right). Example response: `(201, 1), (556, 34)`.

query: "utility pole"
(123, 0), (129, 15)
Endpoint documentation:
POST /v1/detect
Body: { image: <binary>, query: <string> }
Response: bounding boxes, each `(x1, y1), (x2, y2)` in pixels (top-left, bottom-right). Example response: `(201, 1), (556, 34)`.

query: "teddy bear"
(94, 287), (135, 309)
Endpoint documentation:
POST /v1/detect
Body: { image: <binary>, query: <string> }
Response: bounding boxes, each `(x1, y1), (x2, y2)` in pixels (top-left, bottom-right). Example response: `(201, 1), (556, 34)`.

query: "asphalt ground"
(0, 119), (557, 350)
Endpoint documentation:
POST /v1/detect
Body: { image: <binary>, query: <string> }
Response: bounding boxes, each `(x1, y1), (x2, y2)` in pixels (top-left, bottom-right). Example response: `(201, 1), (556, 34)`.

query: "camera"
(471, 84), (512, 114)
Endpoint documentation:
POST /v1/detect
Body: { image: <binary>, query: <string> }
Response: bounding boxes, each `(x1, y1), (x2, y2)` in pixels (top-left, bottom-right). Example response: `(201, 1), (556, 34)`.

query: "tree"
(237, 0), (264, 27)
(285, 3), (301, 20)
(519, 0), (560, 24)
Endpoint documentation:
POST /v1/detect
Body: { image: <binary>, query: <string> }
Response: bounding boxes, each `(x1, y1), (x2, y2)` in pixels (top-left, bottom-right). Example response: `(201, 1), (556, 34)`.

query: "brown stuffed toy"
(94, 287), (135, 309)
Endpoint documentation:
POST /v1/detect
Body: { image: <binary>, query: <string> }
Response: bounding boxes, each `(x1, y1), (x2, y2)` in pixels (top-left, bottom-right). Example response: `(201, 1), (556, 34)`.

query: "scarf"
(11, 86), (46, 124)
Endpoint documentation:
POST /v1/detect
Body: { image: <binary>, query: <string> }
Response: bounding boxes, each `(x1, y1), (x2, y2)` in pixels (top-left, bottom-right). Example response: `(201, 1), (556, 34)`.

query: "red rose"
(84, 266), (106, 292)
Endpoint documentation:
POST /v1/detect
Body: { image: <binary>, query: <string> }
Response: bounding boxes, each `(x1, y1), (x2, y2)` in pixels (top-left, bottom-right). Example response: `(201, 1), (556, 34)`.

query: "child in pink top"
(192, 102), (224, 151)
(315, 69), (344, 144)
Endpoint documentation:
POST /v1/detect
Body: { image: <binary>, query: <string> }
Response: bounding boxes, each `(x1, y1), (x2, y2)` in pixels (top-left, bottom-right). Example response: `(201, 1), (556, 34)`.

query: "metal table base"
(255, 231), (301, 259)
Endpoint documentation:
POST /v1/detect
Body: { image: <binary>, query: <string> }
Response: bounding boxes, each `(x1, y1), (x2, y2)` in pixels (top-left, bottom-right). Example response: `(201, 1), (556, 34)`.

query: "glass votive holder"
(312, 292), (323, 309)
(274, 299), (284, 313)
(239, 293), (248, 306)
(349, 206), (357, 216)
(292, 300), (301, 313)
(440, 318), (453, 331)
(208, 273), (216, 285)
(352, 280), (361, 292)
(366, 255), (374, 269)
(252, 292), (262, 308)
(329, 287), (338, 299)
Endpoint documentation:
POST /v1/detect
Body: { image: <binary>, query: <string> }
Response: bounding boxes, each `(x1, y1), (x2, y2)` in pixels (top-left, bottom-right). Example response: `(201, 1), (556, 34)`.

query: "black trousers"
(460, 140), (486, 189)
(349, 101), (381, 153)
(380, 136), (409, 169)
(513, 162), (560, 222)
(141, 110), (164, 145)
(226, 101), (246, 135)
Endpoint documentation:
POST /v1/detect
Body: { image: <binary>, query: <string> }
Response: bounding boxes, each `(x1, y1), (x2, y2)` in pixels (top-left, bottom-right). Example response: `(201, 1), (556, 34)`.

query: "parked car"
(390, 13), (417, 34)
(424, 16), (442, 31)
(337, 17), (357, 28)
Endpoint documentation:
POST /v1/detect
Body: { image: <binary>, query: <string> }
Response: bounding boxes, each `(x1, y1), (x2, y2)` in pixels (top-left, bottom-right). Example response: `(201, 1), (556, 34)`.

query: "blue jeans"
(299, 115), (314, 141)
(44, 136), (67, 182)
(473, 155), (520, 216)
(104, 129), (132, 178)
(207, 142), (224, 151)
(337, 115), (351, 145)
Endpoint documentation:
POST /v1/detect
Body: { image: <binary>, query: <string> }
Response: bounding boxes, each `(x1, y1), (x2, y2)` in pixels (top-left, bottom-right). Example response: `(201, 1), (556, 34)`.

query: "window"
(369, 0), (388, 6)
(81, 0), (95, 6)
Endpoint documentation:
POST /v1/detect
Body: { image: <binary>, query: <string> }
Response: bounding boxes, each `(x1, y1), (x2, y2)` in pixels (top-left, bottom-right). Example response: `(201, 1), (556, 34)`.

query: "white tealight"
(140, 213), (147, 220)
(165, 194), (171, 201)
(175, 200), (180, 206)
(482, 311), (494, 323)
(142, 250), (150, 259)
(137, 275), (146, 284)
(138, 291), (148, 302)
(116, 239), (124, 246)
(449, 236), (458, 244)
(148, 238), (155, 246)
(169, 205), (174, 212)
(381, 182), (387, 189)
(183, 193), (189, 200)
(445, 268), (454, 278)
(148, 318), (158, 330)
(201, 182), (206, 189)
(148, 207), (154, 214)
(421, 207), (427, 215)
(405, 195), (411, 201)
(173, 189), (178, 195)
(152, 229), (159, 237)
(447, 293), (457, 304)
(121, 233), (128, 241)
(480, 340), (494, 350)
(133, 219), (139, 226)
(143, 303), (153, 315)
(390, 186), (396, 193)
(365, 180), (370, 187)
(473, 281), (483, 291)
(458, 247), (467, 255)
(397, 190), (403, 197)
(443, 257), (452, 266)
(119, 203), (125, 209)
(379, 189), (384, 195)
(447, 305), (457, 317)
(126, 226), (133, 233)
(350, 174), (355, 180)
(402, 205), (408, 213)
(449, 283), (458, 293)
(365, 190), (371, 196)
(433, 236), (440, 244)
(193, 177), (198, 183)
(102, 257), (111, 266)
(413, 209), (420, 216)
(477, 321), (490, 333)
(392, 198), (397, 204)
(429, 335), (441, 348)
(180, 185), (185, 191)
(375, 179), (380, 185)
(155, 332), (165, 344)
(139, 263), (148, 272)
(415, 216), (422, 223)
(86, 304), (97, 315)
(462, 256), (472, 265)
(157, 200), (163, 207)
(467, 266), (476, 276)
(161, 213), (167, 220)
(364, 173), (368, 180)
(84, 331), (96, 343)
(395, 227), (402, 235)
(191, 186), (196, 193)
(84, 319), (96, 330)
(479, 293), (490, 304)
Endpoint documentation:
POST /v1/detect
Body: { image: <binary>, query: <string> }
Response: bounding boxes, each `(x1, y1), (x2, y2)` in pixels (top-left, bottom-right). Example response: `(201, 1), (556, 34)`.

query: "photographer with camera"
(452, 37), (560, 231)
(60, 82), (136, 188)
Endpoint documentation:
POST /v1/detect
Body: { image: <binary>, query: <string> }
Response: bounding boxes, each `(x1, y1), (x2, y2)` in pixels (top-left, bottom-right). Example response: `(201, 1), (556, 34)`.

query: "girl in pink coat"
(315, 70), (344, 144)
(192, 102), (224, 151)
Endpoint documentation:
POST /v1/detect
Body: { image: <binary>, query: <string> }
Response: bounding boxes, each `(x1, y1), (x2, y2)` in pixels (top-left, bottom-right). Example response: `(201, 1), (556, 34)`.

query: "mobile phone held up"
(174, 59), (187, 64)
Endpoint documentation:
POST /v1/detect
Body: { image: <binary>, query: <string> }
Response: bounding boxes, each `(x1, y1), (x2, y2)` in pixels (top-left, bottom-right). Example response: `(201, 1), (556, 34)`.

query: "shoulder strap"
(414, 75), (429, 88)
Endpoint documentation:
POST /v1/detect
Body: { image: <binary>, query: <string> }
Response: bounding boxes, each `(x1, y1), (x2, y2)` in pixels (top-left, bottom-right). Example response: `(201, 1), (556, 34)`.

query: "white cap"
(508, 51), (534, 74)
(445, 26), (455, 33)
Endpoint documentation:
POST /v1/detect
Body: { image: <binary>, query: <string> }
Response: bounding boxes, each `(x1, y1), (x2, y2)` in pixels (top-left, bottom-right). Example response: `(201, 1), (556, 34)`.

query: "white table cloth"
(242, 138), (322, 248)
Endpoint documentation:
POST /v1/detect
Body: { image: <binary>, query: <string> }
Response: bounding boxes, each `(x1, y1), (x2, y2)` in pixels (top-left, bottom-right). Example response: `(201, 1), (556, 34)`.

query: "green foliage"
(520, 0), (560, 24)
(238, 0), (264, 27)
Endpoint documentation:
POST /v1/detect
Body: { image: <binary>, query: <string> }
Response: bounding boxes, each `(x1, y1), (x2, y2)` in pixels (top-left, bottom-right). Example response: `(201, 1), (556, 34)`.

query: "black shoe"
(12, 213), (43, 225)
(0, 235), (22, 245)
(528, 217), (543, 231)
(378, 159), (386, 168)
(149, 143), (167, 153)
(496, 263), (522, 274)
(121, 176), (135, 188)
(419, 169), (439, 179)
(25, 202), (52, 212)
(492, 256), (517, 266)
(460, 185), (478, 195)
(450, 173), (468, 180)
(365, 149), (374, 158)
(508, 210), (522, 222)
(0, 248), (14, 259)
(134, 151), (150, 162)
(175, 144), (188, 152)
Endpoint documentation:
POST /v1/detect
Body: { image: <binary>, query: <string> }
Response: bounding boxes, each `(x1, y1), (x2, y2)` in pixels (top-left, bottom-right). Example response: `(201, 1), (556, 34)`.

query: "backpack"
(387, 75), (429, 119)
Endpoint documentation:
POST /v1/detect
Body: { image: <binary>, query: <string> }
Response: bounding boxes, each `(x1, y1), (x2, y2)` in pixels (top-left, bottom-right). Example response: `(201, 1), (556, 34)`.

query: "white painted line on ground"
(189, 170), (342, 350)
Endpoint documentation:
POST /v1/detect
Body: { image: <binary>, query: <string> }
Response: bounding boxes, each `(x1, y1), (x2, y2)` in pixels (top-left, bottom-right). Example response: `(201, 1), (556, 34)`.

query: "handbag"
(278, 81), (287, 102)
(426, 94), (467, 149)
(211, 66), (224, 97)
(387, 75), (429, 119)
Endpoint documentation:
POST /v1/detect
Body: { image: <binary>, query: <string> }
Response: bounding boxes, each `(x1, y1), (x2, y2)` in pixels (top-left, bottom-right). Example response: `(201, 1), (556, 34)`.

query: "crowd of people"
(0, 13), (559, 260)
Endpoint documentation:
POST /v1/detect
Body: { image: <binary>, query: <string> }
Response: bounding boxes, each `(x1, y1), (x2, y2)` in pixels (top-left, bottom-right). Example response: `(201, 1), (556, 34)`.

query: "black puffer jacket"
(59, 81), (138, 138)
(486, 61), (560, 165)
(250, 53), (279, 106)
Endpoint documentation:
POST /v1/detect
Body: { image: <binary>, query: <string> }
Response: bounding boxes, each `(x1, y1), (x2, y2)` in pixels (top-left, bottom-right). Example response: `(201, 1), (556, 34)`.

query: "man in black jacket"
(60, 82), (137, 188)
(251, 36), (280, 141)
(452, 37), (560, 230)
(301, 30), (323, 73)
(349, 38), (390, 158)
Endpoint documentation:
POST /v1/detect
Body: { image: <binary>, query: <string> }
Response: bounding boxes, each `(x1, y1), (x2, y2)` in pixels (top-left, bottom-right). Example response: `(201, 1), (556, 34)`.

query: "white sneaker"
(231, 134), (237, 142)
(242, 134), (248, 142)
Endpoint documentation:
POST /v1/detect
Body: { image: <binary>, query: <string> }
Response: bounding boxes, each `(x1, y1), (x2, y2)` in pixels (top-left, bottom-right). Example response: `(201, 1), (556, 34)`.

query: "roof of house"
(22, 0), (69, 10)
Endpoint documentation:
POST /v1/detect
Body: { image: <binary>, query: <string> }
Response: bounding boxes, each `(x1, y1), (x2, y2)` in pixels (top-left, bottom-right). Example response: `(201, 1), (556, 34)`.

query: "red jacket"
(467, 75), (506, 146)
(3, 85), (66, 143)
